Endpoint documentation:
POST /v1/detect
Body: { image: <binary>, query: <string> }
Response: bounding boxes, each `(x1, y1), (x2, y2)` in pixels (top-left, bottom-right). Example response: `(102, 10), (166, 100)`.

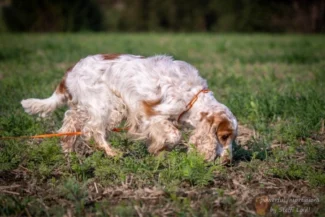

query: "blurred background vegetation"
(0, 0), (324, 33)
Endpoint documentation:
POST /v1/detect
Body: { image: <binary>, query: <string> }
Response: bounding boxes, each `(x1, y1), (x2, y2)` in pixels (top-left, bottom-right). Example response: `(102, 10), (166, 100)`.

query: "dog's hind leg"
(81, 105), (119, 157)
(59, 109), (80, 153)
(147, 118), (181, 155)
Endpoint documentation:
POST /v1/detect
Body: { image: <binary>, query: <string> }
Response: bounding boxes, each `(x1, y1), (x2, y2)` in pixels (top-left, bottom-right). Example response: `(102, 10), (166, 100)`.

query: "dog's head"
(189, 111), (237, 163)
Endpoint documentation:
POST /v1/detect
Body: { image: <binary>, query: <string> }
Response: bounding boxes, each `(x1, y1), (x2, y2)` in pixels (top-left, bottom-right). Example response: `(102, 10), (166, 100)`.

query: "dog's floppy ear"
(207, 112), (234, 146)
(198, 112), (215, 132)
(188, 112), (215, 147)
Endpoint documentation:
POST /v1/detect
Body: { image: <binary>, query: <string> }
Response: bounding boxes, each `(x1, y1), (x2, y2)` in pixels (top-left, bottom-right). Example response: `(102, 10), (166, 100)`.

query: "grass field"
(0, 33), (325, 216)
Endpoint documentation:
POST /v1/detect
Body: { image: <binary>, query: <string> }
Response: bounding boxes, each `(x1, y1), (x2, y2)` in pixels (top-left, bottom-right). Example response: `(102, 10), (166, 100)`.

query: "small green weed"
(158, 151), (220, 186)
(26, 140), (64, 178)
(58, 177), (89, 216)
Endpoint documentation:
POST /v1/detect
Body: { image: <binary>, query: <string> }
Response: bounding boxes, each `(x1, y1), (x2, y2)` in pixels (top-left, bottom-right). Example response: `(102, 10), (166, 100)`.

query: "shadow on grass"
(232, 139), (271, 165)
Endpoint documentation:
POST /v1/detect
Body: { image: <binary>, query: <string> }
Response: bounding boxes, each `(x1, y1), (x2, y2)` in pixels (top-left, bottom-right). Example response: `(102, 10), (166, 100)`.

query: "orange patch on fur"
(55, 66), (74, 100)
(102, 54), (121, 60)
(217, 118), (233, 146)
(57, 79), (67, 94)
(199, 112), (209, 121)
(66, 65), (74, 72)
(142, 99), (161, 117)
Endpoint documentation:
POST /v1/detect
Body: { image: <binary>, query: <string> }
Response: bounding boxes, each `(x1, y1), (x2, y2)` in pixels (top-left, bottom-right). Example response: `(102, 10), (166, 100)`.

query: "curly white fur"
(21, 54), (237, 162)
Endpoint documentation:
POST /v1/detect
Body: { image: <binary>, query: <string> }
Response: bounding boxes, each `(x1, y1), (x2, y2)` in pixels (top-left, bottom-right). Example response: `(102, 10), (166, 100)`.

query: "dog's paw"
(104, 147), (123, 158)
(165, 125), (181, 144)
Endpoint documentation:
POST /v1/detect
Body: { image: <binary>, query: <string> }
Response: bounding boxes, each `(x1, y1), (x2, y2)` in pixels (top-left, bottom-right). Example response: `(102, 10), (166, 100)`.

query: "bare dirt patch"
(236, 124), (256, 146)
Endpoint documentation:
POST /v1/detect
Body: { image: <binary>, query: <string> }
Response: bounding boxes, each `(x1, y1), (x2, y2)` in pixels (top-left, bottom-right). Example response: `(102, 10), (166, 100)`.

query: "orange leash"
(177, 89), (210, 122)
(1, 89), (209, 140)
(0, 128), (127, 140)
(0, 132), (82, 140)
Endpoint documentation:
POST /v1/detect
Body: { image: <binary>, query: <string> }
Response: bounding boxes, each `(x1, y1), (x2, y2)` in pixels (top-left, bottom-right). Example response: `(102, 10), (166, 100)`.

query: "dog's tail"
(21, 79), (70, 117)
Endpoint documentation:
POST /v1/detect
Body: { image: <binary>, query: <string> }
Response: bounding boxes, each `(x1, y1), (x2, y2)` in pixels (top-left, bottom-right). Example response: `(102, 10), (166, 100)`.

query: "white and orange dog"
(21, 54), (237, 163)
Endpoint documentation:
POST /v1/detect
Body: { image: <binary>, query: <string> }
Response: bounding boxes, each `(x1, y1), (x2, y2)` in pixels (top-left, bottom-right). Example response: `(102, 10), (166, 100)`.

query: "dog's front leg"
(147, 118), (181, 155)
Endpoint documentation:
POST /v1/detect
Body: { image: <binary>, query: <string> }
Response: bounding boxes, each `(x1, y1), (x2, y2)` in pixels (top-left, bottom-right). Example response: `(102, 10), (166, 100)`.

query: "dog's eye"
(221, 134), (229, 141)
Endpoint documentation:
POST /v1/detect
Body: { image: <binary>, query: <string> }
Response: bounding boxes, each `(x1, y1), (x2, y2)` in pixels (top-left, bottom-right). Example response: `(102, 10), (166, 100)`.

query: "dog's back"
(22, 54), (208, 118)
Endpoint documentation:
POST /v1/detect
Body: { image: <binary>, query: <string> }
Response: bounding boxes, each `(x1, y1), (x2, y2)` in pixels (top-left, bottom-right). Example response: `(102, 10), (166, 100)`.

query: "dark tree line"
(2, 0), (324, 32)
(2, 0), (103, 32)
